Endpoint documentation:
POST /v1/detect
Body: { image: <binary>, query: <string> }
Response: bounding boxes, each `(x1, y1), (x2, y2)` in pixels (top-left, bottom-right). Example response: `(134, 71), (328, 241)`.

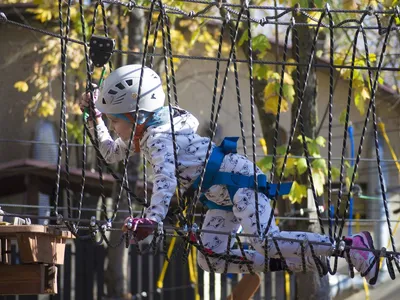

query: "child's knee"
(197, 252), (214, 272)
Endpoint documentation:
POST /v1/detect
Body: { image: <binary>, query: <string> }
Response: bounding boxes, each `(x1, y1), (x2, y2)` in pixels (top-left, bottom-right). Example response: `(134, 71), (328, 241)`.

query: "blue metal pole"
(348, 124), (355, 235)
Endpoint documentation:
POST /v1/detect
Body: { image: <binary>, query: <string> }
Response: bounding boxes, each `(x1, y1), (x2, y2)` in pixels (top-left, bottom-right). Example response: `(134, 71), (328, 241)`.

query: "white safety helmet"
(96, 64), (165, 114)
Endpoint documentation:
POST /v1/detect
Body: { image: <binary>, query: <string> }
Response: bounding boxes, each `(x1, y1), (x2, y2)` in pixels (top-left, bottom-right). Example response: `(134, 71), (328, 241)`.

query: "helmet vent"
(108, 89), (117, 95)
(115, 83), (125, 90)
(125, 79), (133, 86)
(102, 98), (106, 104)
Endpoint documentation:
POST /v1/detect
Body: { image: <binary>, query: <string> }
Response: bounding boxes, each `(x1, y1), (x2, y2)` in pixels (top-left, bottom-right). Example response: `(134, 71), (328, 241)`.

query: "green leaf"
(67, 121), (84, 144)
(296, 157), (308, 175)
(331, 166), (340, 181)
(354, 92), (365, 115)
(252, 34), (271, 52)
(299, 0), (309, 9)
(257, 156), (273, 173)
(253, 64), (269, 80)
(238, 30), (248, 47)
(339, 109), (347, 125)
(282, 84), (295, 103)
(313, 0), (325, 8)
(276, 145), (287, 156)
(315, 136), (326, 147)
(297, 135), (313, 144)
(307, 141), (320, 156)
(312, 158), (327, 173)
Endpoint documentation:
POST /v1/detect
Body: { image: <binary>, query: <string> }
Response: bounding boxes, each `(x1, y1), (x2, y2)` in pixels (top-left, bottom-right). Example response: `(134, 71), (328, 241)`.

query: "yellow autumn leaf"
(312, 170), (326, 196)
(286, 156), (296, 171)
(361, 87), (370, 100)
(282, 72), (294, 85)
(343, 0), (358, 10)
(286, 58), (297, 74)
(264, 82), (277, 98)
(14, 81), (29, 92)
(70, 61), (80, 70)
(284, 181), (308, 204)
(37, 9), (52, 23)
(307, 11), (322, 26)
(38, 98), (57, 117)
(259, 138), (268, 155)
(264, 95), (289, 115)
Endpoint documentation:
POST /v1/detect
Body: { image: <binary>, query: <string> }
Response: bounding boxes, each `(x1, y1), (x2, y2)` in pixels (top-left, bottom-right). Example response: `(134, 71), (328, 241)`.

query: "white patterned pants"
(197, 153), (333, 274)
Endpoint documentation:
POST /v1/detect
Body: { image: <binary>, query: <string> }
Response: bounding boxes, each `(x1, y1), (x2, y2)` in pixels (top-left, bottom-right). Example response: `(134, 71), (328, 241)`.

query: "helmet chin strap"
(111, 112), (150, 153)
(111, 107), (169, 153)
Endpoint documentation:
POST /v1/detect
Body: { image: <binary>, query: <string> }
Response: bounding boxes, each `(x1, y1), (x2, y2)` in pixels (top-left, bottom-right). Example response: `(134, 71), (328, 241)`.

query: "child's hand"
(122, 217), (157, 244)
(80, 84), (102, 120)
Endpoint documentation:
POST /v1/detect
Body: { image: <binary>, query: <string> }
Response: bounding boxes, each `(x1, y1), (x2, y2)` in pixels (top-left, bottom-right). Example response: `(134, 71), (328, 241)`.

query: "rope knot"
(367, 5), (375, 16)
(127, 1), (136, 10)
(0, 11), (7, 24)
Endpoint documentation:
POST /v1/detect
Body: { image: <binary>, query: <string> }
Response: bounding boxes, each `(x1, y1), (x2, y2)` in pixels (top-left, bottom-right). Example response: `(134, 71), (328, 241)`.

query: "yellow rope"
(284, 271), (291, 299)
(362, 278), (370, 300)
(156, 192), (200, 300)
(192, 245), (200, 300)
(378, 122), (400, 172)
(156, 234), (177, 289)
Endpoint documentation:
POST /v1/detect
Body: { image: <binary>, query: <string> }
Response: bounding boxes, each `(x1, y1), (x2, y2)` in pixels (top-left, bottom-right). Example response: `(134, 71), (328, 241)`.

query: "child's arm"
(80, 88), (133, 164)
(89, 119), (133, 164)
(143, 134), (177, 223)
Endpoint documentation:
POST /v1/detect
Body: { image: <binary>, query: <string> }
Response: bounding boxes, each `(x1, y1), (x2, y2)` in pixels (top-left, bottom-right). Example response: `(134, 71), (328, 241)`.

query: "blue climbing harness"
(191, 137), (293, 211)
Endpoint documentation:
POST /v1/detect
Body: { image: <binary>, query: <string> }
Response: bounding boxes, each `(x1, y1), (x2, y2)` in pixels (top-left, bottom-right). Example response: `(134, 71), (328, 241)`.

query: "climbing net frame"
(1, 0), (400, 281)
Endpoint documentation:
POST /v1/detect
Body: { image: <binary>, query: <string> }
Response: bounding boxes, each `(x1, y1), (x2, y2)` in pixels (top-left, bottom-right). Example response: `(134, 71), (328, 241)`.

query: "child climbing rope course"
(80, 64), (380, 284)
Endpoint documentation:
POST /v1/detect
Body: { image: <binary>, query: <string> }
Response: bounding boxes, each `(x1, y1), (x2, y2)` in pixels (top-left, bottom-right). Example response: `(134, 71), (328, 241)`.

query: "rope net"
(2, 0), (400, 284)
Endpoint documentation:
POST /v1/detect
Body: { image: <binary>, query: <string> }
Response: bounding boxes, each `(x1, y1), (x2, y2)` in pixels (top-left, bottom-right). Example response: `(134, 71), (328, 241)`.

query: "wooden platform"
(0, 224), (73, 295)
(0, 264), (57, 295)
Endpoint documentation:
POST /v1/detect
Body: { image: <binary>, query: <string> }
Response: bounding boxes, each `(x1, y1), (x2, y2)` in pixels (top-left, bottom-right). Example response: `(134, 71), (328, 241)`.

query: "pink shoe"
(344, 231), (379, 285)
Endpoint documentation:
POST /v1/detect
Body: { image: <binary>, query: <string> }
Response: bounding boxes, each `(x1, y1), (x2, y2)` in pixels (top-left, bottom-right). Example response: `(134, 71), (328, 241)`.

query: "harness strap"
(191, 137), (293, 210)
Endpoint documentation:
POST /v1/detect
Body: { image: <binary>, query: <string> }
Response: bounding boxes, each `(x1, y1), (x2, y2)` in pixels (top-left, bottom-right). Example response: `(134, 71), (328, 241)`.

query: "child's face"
(107, 115), (132, 140)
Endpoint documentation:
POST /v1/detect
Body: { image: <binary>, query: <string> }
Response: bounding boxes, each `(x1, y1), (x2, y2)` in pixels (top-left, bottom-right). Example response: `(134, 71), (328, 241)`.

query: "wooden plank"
(0, 264), (57, 295)
(0, 225), (73, 239)
(0, 238), (10, 264)
(17, 234), (66, 264)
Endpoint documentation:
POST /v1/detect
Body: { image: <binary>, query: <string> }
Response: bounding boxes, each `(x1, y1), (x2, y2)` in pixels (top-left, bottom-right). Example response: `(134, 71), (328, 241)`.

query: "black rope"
(113, 0), (157, 222)
(228, 20), (247, 158)
(158, 3), (185, 224)
(3, 0), (400, 280)
(326, 6), (335, 247)
(53, 0), (73, 223)
(78, 0), (108, 223)
(208, 18), (226, 136)
(365, 15), (397, 254)
(187, 5), (245, 223)
(4, 14), (400, 71)
(244, 1), (262, 238)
